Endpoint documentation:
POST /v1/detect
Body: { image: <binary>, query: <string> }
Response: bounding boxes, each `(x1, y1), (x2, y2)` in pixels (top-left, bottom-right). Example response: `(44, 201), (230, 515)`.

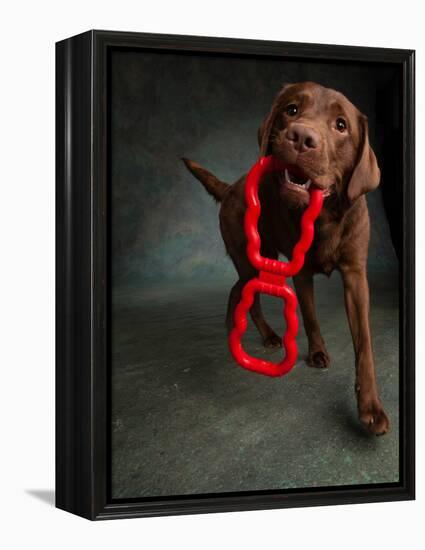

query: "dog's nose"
(286, 123), (320, 153)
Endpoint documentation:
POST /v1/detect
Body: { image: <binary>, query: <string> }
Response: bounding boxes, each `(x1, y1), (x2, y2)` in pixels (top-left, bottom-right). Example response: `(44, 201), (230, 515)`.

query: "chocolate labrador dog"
(183, 81), (389, 435)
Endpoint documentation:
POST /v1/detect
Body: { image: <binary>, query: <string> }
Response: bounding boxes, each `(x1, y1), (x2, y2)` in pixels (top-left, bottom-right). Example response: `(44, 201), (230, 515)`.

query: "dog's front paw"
(263, 333), (282, 348)
(306, 349), (330, 369)
(358, 395), (390, 436)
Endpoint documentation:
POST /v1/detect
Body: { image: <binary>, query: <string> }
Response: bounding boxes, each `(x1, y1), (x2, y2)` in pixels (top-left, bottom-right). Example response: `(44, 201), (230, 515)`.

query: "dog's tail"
(182, 158), (230, 202)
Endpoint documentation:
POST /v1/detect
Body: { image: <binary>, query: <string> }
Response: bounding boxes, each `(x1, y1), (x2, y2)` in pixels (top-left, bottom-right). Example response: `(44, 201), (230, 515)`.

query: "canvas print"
(110, 50), (401, 499)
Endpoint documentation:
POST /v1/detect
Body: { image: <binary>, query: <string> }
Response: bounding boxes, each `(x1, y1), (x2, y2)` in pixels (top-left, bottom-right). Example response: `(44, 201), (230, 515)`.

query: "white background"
(0, 1), (423, 548)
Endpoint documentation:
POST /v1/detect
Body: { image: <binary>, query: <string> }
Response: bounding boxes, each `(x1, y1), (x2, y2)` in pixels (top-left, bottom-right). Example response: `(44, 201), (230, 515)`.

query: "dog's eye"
(285, 104), (298, 116)
(336, 117), (347, 132)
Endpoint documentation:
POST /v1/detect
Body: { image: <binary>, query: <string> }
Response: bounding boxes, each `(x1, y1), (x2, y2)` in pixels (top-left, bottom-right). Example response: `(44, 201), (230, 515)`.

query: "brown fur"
(183, 82), (389, 435)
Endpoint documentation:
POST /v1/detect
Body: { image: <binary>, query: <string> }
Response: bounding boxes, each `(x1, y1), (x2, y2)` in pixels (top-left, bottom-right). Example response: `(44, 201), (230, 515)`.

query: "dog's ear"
(347, 115), (380, 203)
(258, 84), (292, 157)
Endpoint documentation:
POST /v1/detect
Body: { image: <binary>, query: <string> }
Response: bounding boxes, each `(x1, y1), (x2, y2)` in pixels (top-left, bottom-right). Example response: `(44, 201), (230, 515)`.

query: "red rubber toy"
(228, 155), (324, 377)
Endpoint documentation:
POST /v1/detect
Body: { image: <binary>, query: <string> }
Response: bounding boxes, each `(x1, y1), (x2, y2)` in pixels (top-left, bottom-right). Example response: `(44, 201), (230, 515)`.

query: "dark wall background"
(110, 50), (401, 289)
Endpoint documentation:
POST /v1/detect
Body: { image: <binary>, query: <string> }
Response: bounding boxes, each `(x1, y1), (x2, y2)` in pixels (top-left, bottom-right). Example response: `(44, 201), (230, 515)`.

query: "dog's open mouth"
(284, 168), (312, 190)
(280, 167), (332, 197)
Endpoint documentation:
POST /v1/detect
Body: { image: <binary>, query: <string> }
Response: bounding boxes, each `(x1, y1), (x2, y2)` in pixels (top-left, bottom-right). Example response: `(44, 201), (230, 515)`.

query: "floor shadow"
(335, 400), (373, 440)
(26, 489), (55, 506)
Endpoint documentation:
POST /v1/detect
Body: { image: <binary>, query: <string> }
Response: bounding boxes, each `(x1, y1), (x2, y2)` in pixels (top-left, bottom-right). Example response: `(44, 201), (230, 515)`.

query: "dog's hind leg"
(250, 293), (281, 348)
(226, 279), (244, 334)
(225, 278), (281, 349)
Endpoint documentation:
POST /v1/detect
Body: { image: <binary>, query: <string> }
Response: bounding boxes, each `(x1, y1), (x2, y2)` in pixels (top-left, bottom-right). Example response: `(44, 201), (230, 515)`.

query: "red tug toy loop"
(228, 155), (324, 377)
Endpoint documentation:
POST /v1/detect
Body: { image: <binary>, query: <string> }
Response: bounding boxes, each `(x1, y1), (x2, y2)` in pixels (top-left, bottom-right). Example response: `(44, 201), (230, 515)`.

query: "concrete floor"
(111, 273), (399, 499)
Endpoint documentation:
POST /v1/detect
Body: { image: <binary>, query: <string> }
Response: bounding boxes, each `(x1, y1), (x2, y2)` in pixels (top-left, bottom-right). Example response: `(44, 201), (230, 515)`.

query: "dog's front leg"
(293, 272), (330, 368)
(340, 265), (389, 435)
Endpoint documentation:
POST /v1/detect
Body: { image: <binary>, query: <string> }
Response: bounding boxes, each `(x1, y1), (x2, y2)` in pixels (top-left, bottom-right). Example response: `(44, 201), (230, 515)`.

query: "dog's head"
(258, 82), (380, 207)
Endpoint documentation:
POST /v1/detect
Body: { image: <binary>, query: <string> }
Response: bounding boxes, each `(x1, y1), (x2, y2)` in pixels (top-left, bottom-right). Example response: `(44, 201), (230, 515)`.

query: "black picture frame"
(56, 29), (415, 520)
